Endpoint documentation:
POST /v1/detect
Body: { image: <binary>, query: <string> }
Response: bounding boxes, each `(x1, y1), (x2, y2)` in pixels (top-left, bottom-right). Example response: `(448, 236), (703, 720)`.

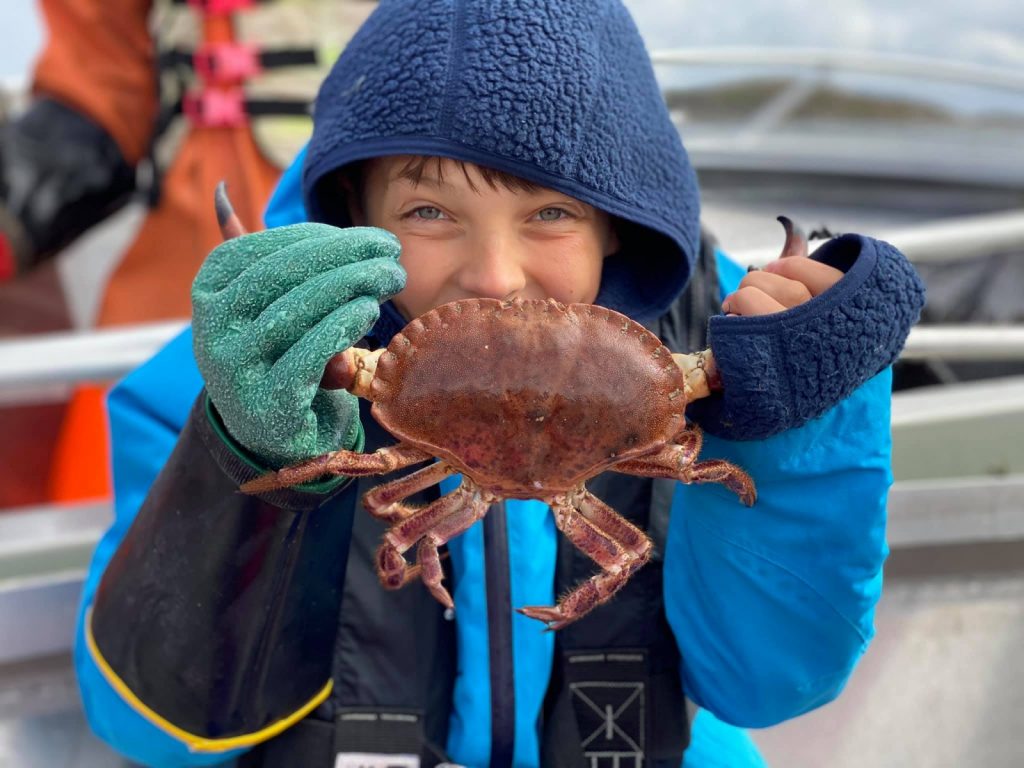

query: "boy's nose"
(457, 236), (527, 300)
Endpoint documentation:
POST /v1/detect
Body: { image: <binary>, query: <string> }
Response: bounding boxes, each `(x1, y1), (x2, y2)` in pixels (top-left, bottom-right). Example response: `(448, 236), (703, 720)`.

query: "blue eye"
(537, 207), (567, 221)
(412, 206), (444, 220)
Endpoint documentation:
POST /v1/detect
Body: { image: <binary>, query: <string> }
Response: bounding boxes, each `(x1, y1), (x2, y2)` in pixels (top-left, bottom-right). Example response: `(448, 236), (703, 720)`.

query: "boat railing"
(648, 47), (1024, 187)
(649, 47), (1024, 93)
(3, 320), (1024, 407)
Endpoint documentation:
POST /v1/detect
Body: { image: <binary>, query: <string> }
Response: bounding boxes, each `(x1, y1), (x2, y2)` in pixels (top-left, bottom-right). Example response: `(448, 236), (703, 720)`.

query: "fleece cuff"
(688, 235), (925, 440)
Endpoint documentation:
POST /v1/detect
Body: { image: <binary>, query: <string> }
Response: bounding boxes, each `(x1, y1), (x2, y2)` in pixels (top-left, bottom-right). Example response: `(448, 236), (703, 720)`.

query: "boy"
(75, 1), (924, 767)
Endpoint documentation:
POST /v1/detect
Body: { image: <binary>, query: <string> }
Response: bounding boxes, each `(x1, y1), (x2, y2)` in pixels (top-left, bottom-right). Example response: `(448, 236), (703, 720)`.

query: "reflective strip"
(85, 608), (333, 753)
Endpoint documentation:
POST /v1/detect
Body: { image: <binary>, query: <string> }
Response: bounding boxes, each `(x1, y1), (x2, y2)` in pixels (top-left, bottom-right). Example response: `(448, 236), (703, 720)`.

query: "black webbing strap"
(243, 99), (311, 116)
(238, 708), (438, 767)
(159, 47), (318, 72)
(335, 708), (425, 758)
(483, 501), (516, 768)
(171, 92), (311, 123)
(543, 649), (654, 768)
(237, 716), (334, 767)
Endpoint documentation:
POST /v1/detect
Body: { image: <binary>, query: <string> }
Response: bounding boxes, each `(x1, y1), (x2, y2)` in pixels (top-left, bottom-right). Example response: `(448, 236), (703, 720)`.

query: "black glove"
(0, 98), (136, 277)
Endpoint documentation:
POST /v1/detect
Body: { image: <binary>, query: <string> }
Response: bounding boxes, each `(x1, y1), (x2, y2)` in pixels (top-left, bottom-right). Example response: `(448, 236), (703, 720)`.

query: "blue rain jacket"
(73, 0), (920, 765)
(72, 212), (892, 767)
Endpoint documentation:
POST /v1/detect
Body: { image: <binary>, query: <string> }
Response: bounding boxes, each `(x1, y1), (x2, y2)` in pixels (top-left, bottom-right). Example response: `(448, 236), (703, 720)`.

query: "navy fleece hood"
(302, 0), (700, 321)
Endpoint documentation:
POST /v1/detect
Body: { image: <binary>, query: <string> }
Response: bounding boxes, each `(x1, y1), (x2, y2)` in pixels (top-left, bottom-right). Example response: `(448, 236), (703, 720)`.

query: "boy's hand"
(722, 257), (844, 316)
(192, 223), (405, 469)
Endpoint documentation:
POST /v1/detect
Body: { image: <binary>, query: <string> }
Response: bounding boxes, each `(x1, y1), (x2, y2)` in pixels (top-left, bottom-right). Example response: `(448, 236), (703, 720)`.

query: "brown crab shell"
(368, 298), (689, 498)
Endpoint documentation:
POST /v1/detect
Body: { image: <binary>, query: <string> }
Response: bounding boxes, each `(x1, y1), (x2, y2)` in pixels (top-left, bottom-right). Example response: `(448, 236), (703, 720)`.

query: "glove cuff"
(204, 394), (362, 498)
(688, 234), (925, 440)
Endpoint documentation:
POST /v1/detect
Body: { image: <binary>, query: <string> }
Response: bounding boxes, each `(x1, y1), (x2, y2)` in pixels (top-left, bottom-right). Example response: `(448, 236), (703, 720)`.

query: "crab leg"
(612, 441), (756, 507)
(548, 499), (626, 570)
(518, 489), (652, 630)
(362, 461), (457, 523)
(240, 442), (432, 494)
(376, 483), (491, 607)
(413, 538), (451, 608)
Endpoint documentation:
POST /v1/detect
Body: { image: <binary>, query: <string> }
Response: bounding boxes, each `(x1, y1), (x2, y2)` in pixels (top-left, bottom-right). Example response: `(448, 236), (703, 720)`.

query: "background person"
(0, 0), (375, 505)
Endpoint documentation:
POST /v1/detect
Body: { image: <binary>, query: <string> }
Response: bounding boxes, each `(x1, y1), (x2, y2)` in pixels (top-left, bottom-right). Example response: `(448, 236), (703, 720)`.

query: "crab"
(240, 295), (757, 629)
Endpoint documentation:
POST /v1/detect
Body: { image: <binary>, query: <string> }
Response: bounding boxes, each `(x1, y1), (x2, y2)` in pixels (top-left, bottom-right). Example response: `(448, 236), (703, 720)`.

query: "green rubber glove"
(191, 223), (405, 469)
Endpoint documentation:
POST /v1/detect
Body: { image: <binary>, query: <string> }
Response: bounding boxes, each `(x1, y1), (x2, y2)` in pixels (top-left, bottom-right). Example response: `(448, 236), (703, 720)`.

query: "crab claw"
(320, 347), (383, 398)
(671, 348), (721, 401)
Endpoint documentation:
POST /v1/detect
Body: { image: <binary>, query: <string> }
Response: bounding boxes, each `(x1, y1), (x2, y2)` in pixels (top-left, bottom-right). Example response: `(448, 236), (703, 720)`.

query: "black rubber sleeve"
(90, 394), (357, 740)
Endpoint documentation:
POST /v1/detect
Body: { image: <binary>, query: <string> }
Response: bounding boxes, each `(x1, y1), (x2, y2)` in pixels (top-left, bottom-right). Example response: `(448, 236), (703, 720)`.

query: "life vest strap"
(181, 88), (309, 127)
(161, 45), (319, 85)
(172, 0), (263, 15)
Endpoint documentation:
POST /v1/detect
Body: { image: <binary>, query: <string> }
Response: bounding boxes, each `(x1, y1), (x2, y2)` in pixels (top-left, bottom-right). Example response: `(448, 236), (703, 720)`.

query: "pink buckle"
(195, 43), (261, 83)
(183, 89), (246, 128)
(187, 0), (255, 14)
(0, 233), (16, 281)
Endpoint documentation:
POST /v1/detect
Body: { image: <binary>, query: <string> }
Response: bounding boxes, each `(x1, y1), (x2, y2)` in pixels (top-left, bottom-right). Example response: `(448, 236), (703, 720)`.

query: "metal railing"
(649, 47), (1024, 188)
(3, 321), (1024, 405)
(739, 209), (1024, 267)
(648, 47), (1024, 94)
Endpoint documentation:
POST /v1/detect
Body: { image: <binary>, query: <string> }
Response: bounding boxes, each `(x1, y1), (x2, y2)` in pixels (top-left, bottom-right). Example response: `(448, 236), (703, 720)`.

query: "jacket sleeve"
(688, 234), (924, 440)
(0, 0), (150, 275)
(74, 328), (358, 766)
(664, 239), (911, 727)
(33, 0), (157, 165)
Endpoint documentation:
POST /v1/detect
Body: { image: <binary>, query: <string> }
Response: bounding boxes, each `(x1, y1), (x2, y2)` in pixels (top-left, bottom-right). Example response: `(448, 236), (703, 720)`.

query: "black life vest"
(240, 232), (721, 768)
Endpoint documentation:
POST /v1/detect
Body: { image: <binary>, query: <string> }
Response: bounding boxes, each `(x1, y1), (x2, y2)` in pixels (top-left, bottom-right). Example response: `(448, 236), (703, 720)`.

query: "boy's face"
(354, 157), (618, 320)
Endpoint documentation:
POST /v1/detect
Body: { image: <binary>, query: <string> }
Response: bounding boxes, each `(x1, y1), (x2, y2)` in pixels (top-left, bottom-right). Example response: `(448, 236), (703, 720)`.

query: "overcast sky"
(626, 0), (1024, 68)
(3, 2), (1022, 79)
(1, 3), (42, 80)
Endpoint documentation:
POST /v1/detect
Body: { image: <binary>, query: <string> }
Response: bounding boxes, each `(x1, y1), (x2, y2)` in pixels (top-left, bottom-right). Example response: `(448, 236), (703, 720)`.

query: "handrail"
(2, 321), (1024, 399)
(0, 320), (187, 390)
(899, 327), (1024, 362)
(649, 46), (1024, 188)
(649, 47), (1024, 94)
(737, 210), (1024, 267)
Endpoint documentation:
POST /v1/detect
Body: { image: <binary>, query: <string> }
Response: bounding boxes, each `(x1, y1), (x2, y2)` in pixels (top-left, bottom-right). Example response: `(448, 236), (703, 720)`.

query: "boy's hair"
(330, 155), (544, 228)
(394, 156), (540, 194)
(339, 155), (541, 203)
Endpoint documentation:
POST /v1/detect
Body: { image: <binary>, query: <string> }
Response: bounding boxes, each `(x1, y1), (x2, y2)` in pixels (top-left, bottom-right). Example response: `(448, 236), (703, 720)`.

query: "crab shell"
(366, 298), (689, 499)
